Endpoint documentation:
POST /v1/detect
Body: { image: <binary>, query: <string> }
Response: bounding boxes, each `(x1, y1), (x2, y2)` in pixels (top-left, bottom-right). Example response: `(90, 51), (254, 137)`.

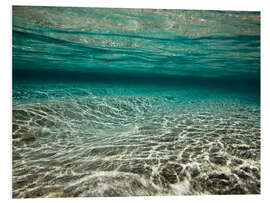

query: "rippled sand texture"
(12, 94), (260, 198)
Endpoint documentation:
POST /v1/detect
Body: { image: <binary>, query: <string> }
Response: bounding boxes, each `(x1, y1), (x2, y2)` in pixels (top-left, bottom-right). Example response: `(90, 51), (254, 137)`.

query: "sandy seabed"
(12, 89), (260, 198)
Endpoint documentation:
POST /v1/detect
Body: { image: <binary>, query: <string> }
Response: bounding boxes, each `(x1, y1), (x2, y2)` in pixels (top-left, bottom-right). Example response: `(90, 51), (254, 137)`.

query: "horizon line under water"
(12, 6), (260, 198)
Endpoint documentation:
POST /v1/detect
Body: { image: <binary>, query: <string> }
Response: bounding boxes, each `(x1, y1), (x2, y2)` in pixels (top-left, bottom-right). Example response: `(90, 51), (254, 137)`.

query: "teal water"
(12, 6), (260, 198)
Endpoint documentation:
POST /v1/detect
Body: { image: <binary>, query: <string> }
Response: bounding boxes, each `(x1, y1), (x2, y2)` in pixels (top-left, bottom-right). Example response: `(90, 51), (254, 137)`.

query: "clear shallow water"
(12, 6), (260, 197)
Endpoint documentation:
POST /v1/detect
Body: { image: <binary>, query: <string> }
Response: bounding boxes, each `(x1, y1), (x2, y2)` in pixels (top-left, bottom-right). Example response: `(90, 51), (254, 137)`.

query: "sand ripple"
(12, 95), (260, 197)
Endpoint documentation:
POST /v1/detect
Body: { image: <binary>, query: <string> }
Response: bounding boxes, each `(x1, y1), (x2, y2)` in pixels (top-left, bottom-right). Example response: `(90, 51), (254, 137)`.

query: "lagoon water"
(12, 7), (260, 197)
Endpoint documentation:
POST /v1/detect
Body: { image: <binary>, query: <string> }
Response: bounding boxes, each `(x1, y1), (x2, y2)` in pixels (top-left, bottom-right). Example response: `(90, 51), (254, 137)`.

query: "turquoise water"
(12, 6), (260, 197)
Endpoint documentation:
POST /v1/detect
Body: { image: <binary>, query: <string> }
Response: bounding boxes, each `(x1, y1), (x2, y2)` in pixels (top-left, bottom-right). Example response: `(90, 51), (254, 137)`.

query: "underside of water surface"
(12, 6), (260, 198)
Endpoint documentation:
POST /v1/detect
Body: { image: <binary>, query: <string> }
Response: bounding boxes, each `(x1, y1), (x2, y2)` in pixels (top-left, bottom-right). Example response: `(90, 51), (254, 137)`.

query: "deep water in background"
(12, 6), (260, 198)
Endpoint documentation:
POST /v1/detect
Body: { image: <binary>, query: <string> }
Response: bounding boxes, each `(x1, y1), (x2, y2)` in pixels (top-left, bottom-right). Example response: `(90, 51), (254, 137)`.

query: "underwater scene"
(12, 6), (260, 198)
